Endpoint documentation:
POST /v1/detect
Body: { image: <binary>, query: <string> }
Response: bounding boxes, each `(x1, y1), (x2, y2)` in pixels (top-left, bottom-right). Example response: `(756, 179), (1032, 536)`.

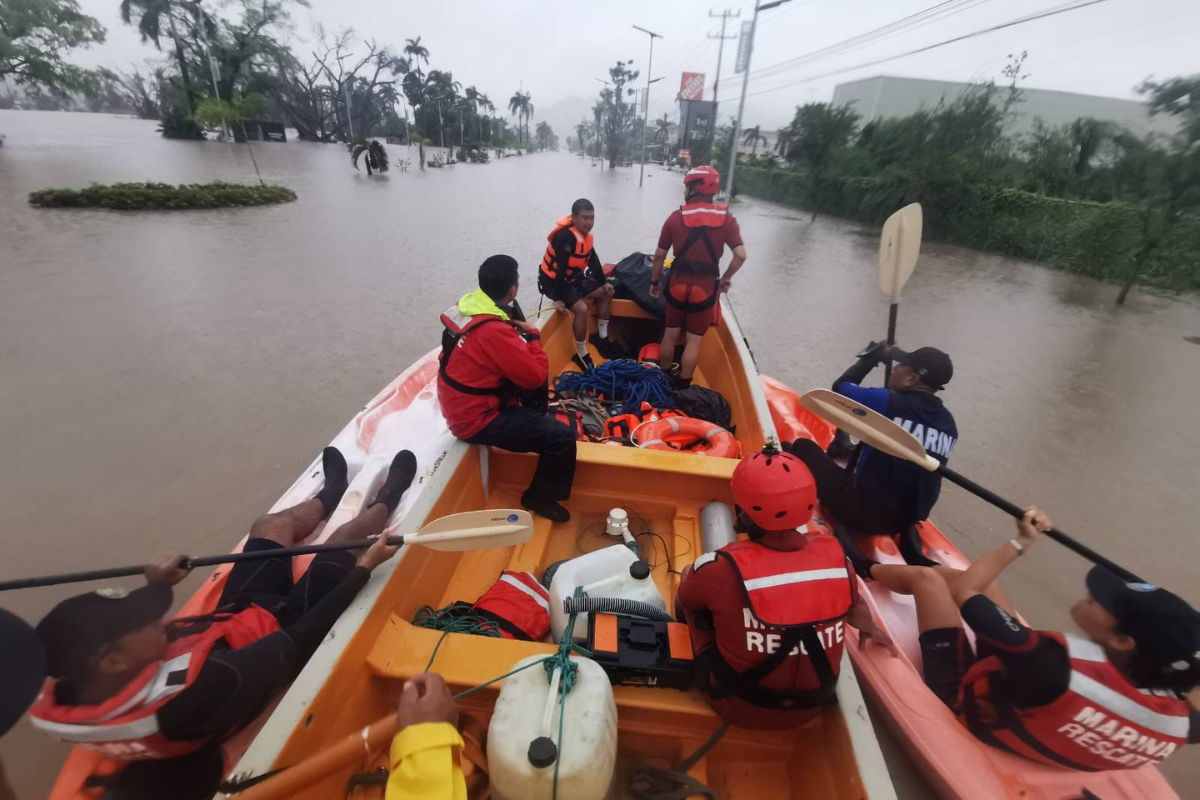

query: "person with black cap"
(787, 342), (957, 565)
(0, 609), (47, 800)
(857, 507), (1200, 772)
(26, 446), (416, 766)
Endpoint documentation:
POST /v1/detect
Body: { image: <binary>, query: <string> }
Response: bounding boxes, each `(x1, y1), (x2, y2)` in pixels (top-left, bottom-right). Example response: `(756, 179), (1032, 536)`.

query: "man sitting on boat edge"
(26, 447), (416, 779)
(438, 255), (577, 523)
(676, 445), (894, 730)
(786, 341), (957, 566)
(851, 509), (1200, 771)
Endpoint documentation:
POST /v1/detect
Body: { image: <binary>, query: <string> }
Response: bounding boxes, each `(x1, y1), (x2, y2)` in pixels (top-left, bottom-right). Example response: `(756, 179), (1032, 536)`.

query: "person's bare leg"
(571, 299), (589, 343)
(248, 500), (326, 547)
(659, 325), (683, 369)
(930, 565), (1017, 616)
(680, 331), (705, 380)
(325, 502), (390, 544)
(589, 288), (612, 328)
(871, 564), (963, 634)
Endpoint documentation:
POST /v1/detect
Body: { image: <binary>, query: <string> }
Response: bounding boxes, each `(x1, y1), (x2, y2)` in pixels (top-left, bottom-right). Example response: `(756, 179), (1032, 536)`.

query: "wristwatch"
(1009, 538), (1025, 556)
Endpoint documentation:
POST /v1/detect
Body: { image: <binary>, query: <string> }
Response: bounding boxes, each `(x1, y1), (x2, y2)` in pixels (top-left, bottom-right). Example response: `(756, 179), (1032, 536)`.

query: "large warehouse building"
(831, 75), (1178, 137)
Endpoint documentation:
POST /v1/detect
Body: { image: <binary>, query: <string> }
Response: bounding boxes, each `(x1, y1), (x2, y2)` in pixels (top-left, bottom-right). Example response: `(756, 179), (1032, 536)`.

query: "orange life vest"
(540, 216), (594, 282)
(957, 631), (1191, 772)
(696, 532), (852, 711)
(471, 571), (551, 641)
(28, 606), (281, 761)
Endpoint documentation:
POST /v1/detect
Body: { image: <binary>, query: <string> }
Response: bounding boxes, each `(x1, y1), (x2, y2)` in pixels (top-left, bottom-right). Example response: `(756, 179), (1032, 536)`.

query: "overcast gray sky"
(72, 0), (1197, 129)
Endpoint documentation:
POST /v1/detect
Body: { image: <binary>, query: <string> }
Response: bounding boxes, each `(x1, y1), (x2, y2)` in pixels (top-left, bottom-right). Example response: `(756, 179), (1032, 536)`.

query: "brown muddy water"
(2, 110), (1199, 799)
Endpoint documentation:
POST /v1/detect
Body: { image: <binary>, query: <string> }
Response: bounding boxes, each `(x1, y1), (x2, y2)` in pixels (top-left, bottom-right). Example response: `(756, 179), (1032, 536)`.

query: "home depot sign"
(680, 72), (705, 102)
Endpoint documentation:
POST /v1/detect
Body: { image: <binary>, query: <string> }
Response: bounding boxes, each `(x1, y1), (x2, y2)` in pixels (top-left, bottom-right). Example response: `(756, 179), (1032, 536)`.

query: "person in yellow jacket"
(387, 672), (466, 799)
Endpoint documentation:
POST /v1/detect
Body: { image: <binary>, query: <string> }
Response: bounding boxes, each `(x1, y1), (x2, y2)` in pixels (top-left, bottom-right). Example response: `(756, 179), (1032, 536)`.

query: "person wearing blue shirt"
(787, 343), (957, 565)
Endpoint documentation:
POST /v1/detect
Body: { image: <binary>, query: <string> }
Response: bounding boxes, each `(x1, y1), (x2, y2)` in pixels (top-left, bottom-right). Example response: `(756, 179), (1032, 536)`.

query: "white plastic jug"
(548, 545), (666, 642)
(488, 655), (618, 800)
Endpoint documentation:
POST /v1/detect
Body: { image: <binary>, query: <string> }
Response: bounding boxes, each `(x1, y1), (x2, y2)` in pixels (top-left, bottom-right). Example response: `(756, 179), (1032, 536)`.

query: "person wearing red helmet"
(648, 166), (747, 387)
(676, 445), (892, 730)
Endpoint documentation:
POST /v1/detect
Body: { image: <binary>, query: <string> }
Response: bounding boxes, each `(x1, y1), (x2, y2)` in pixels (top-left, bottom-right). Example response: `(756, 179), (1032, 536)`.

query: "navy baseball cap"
(893, 347), (953, 390)
(1087, 567), (1200, 674)
(0, 608), (46, 735)
(36, 583), (172, 682)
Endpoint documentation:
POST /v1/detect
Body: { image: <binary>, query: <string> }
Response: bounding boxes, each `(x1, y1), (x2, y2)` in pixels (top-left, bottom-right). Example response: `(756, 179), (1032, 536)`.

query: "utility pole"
(708, 9), (740, 127)
(726, 0), (792, 200)
(594, 77), (610, 171)
(633, 25), (662, 188)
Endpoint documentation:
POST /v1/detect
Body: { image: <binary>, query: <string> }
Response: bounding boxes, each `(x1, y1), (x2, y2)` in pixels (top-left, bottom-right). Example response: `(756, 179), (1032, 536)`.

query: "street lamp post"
(594, 77), (610, 171)
(726, 0), (791, 200)
(633, 25), (662, 188)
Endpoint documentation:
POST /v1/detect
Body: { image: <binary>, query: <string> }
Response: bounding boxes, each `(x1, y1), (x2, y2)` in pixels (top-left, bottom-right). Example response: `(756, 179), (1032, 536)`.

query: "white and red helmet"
(684, 165), (721, 196)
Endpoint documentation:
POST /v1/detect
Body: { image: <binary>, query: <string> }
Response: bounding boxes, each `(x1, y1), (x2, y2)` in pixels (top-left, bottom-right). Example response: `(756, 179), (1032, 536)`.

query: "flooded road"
(2, 110), (1199, 798)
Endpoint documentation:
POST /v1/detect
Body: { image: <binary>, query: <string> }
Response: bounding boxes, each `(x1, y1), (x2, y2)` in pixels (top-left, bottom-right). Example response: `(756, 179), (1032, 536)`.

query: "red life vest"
(540, 216), (594, 282)
(958, 631), (1191, 772)
(439, 306), (511, 397)
(671, 202), (728, 279)
(28, 606), (281, 761)
(696, 528), (853, 712)
(471, 571), (551, 641)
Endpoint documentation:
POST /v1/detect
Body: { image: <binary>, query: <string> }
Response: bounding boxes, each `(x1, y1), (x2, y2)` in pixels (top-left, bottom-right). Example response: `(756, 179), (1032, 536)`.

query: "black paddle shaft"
(883, 302), (899, 385)
(0, 535), (405, 592)
(937, 466), (1143, 583)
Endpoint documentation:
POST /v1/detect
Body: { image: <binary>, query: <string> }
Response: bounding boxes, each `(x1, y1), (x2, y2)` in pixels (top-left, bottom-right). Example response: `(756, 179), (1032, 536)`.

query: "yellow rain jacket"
(386, 722), (466, 799)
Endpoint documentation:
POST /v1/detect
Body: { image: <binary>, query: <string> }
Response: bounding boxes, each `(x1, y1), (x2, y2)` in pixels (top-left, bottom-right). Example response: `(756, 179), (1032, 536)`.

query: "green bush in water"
(28, 182), (298, 211)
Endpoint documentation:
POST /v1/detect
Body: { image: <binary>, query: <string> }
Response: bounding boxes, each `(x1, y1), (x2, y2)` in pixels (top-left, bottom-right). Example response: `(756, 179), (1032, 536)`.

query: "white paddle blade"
(799, 389), (940, 472)
(404, 509), (534, 552)
(879, 203), (923, 302)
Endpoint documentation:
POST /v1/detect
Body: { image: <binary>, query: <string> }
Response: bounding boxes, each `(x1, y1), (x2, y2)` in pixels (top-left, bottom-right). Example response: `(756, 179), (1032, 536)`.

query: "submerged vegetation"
(28, 182), (297, 210)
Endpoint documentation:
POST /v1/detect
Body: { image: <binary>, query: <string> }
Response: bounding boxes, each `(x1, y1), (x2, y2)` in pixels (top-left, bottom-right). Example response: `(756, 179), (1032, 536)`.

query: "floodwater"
(2, 109), (1199, 799)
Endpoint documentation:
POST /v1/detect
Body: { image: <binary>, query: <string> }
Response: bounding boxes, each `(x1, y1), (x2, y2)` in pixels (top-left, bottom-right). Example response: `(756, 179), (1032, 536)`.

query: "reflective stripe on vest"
(28, 606), (280, 760)
(540, 215), (594, 281)
(719, 535), (853, 628)
(957, 631), (1191, 771)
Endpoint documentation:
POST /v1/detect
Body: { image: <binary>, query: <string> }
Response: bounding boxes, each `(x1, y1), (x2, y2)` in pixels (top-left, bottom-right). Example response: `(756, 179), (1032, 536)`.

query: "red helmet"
(731, 445), (818, 531)
(684, 165), (721, 196)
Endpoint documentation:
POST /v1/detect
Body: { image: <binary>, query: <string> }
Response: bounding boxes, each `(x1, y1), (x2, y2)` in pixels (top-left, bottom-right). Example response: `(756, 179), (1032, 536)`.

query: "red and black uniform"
(677, 525), (856, 730)
(923, 595), (1200, 770)
(657, 203), (743, 336)
(437, 302), (576, 503)
(538, 216), (605, 308)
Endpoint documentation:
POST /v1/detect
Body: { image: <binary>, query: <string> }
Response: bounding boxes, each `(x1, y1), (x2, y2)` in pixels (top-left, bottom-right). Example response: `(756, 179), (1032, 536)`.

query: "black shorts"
(217, 538), (357, 627)
(919, 627), (975, 710)
(539, 272), (605, 308)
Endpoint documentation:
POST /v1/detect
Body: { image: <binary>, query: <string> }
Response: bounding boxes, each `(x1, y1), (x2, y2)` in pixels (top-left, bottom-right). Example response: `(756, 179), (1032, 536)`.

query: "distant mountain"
(534, 95), (594, 143)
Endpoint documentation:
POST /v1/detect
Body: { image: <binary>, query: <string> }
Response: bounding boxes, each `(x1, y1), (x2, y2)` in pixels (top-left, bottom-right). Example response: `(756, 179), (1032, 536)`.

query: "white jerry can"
(548, 545), (666, 642)
(487, 655), (618, 800)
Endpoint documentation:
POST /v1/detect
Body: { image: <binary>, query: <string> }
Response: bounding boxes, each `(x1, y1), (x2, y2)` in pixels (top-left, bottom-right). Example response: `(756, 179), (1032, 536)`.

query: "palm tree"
(535, 120), (553, 151)
(478, 94), (494, 142)
(742, 124), (768, 157)
(349, 139), (389, 175)
(404, 37), (430, 82)
(575, 119), (588, 154)
(119, 0), (204, 115)
(774, 126), (794, 159)
(508, 90), (533, 146)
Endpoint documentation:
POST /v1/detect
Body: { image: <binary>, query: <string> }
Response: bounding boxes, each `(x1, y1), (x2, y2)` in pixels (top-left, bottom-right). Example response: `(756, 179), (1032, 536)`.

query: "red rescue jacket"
(958, 631), (1191, 771)
(437, 304), (548, 439)
(672, 202), (729, 278)
(540, 216), (594, 282)
(472, 571), (551, 641)
(678, 524), (854, 729)
(28, 606), (280, 760)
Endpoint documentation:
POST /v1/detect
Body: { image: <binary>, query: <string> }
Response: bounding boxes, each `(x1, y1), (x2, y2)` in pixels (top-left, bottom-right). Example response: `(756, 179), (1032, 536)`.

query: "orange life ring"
(634, 416), (741, 459)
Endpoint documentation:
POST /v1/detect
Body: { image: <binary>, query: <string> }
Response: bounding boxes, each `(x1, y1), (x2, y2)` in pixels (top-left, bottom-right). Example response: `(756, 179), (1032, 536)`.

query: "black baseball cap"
(0, 608), (46, 735)
(893, 347), (953, 390)
(1087, 566), (1200, 674)
(35, 583), (173, 682)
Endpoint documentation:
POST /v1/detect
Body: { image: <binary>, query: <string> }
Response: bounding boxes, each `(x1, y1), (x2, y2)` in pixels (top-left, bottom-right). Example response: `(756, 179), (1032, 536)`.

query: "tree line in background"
(720, 60), (1200, 301)
(0, 0), (559, 154)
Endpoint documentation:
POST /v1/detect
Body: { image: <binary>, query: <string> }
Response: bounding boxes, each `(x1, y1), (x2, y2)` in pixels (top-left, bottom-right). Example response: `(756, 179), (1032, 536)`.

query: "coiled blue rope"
(553, 359), (675, 417)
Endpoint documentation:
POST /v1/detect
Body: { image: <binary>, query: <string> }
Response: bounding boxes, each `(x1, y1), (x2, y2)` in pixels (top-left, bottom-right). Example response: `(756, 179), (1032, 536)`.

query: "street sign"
(680, 72), (706, 101)
(734, 21), (753, 74)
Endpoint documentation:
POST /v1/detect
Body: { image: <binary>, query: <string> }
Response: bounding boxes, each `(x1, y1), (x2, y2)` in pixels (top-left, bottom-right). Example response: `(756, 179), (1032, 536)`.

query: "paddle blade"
(799, 389), (940, 472)
(404, 509), (534, 552)
(879, 203), (923, 302)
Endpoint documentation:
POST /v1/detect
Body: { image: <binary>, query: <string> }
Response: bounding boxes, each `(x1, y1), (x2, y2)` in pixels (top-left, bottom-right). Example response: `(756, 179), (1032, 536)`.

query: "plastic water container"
(488, 655), (618, 800)
(548, 545), (666, 642)
(700, 501), (737, 555)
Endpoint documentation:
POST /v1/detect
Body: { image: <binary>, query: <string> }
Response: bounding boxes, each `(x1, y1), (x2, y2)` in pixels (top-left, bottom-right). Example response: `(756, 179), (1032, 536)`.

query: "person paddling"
(648, 166), (746, 387)
(853, 508), (1200, 771)
(27, 446), (414, 764)
(439, 255), (577, 523)
(787, 341), (957, 565)
(676, 445), (892, 730)
(538, 199), (617, 368)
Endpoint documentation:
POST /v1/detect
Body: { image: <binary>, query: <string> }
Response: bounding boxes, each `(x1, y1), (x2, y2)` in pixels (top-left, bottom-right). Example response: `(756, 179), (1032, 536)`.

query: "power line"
(736, 0), (1110, 100)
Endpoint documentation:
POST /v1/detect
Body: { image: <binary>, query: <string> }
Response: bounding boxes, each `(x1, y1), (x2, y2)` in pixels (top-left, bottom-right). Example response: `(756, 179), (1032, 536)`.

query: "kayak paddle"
(879, 203), (922, 385)
(798, 388), (1143, 583)
(0, 509), (534, 592)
